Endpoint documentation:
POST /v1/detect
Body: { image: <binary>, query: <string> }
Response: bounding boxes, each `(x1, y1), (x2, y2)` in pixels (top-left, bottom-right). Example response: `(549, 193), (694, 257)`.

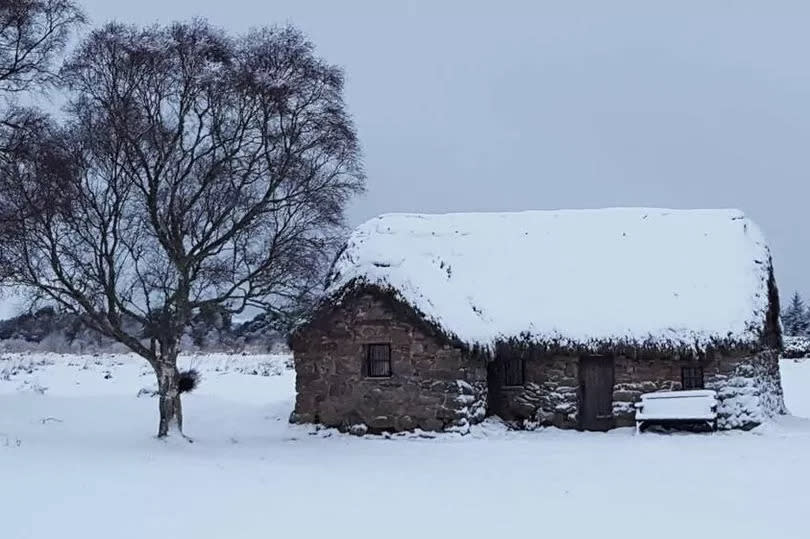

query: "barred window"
(366, 344), (392, 378)
(681, 366), (704, 390)
(504, 356), (525, 387)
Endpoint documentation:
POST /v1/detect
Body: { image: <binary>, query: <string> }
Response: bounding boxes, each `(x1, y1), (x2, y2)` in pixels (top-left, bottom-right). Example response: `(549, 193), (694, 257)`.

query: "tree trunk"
(156, 361), (183, 438)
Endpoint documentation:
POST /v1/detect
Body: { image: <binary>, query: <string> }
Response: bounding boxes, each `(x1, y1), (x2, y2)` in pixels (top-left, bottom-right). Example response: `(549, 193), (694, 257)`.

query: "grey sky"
(78, 0), (810, 301)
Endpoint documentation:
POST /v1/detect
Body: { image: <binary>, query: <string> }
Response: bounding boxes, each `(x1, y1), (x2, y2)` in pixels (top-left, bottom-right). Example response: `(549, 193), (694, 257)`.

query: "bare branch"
(0, 19), (364, 360)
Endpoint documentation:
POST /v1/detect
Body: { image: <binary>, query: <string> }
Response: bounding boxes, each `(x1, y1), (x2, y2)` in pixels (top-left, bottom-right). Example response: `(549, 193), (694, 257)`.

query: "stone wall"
(290, 293), (487, 434)
(488, 354), (580, 429)
(292, 289), (784, 434)
(612, 355), (698, 427)
(491, 350), (785, 430)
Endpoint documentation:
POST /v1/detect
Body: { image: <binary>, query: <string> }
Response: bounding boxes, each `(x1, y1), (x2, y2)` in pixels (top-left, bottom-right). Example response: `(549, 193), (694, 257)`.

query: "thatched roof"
(318, 208), (778, 355)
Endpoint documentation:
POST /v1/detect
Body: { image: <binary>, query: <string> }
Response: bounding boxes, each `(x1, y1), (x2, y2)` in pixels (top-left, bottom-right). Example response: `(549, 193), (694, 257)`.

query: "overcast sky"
(65, 1), (810, 304)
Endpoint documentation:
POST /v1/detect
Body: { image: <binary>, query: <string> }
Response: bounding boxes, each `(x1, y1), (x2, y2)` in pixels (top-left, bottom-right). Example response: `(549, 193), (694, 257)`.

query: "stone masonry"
(491, 351), (785, 430)
(292, 285), (784, 434)
(488, 354), (581, 429)
(290, 292), (488, 433)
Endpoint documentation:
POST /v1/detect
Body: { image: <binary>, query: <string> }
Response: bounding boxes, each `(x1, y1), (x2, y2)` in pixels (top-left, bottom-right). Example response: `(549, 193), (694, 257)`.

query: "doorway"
(579, 355), (615, 431)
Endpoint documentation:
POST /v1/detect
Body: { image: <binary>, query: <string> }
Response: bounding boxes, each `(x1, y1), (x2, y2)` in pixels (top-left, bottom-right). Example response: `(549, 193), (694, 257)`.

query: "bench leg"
(635, 421), (642, 434)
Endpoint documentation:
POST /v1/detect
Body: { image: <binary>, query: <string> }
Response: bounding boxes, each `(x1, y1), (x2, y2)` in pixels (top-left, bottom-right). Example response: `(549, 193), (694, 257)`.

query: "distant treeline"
(0, 305), (286, 354)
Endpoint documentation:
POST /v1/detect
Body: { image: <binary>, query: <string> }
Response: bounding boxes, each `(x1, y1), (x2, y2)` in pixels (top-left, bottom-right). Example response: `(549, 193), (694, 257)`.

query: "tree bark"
(156, 361), (183, 438)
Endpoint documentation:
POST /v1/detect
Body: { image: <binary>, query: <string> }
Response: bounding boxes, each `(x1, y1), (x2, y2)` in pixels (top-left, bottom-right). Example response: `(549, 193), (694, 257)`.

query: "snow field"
(1, 353), (810, 539)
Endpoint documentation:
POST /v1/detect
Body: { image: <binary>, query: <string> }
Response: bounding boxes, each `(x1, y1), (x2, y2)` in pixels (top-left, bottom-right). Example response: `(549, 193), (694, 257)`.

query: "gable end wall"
(291, 294), (487, 433)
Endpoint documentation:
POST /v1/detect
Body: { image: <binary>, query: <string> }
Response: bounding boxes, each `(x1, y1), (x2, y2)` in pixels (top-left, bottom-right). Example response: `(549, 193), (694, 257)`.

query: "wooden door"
(578, 355), (615, 431)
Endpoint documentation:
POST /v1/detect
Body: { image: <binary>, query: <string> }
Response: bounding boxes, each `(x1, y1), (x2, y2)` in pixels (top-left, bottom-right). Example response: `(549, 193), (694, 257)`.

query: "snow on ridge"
(327, 208), (774, 351)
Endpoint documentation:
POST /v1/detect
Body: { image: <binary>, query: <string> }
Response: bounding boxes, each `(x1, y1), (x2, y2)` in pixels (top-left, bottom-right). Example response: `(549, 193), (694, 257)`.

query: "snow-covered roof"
(326, 208), (775, 352)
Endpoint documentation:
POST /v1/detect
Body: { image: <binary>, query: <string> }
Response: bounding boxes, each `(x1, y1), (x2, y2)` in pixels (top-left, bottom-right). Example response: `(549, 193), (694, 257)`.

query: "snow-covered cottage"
(290, 208), (785, 433)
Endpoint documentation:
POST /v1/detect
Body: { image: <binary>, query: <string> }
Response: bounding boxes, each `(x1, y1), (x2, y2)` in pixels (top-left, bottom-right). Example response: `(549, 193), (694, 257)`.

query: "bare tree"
(0, 0), (83, 158)
(0, 0), (85, 94)
(0, 20), (365, 438)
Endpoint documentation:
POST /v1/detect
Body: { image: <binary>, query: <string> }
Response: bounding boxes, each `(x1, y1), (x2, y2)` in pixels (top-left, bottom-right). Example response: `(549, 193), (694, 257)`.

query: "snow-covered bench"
(634, 390), (718, 433)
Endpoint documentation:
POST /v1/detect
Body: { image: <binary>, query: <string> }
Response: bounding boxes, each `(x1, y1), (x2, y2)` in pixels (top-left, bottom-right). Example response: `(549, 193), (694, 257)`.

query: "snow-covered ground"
(2, 353), (810, 539)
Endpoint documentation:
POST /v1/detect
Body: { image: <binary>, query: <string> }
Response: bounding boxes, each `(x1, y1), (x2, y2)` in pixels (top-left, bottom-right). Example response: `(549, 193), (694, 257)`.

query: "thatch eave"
(291, 280), (772, 361)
